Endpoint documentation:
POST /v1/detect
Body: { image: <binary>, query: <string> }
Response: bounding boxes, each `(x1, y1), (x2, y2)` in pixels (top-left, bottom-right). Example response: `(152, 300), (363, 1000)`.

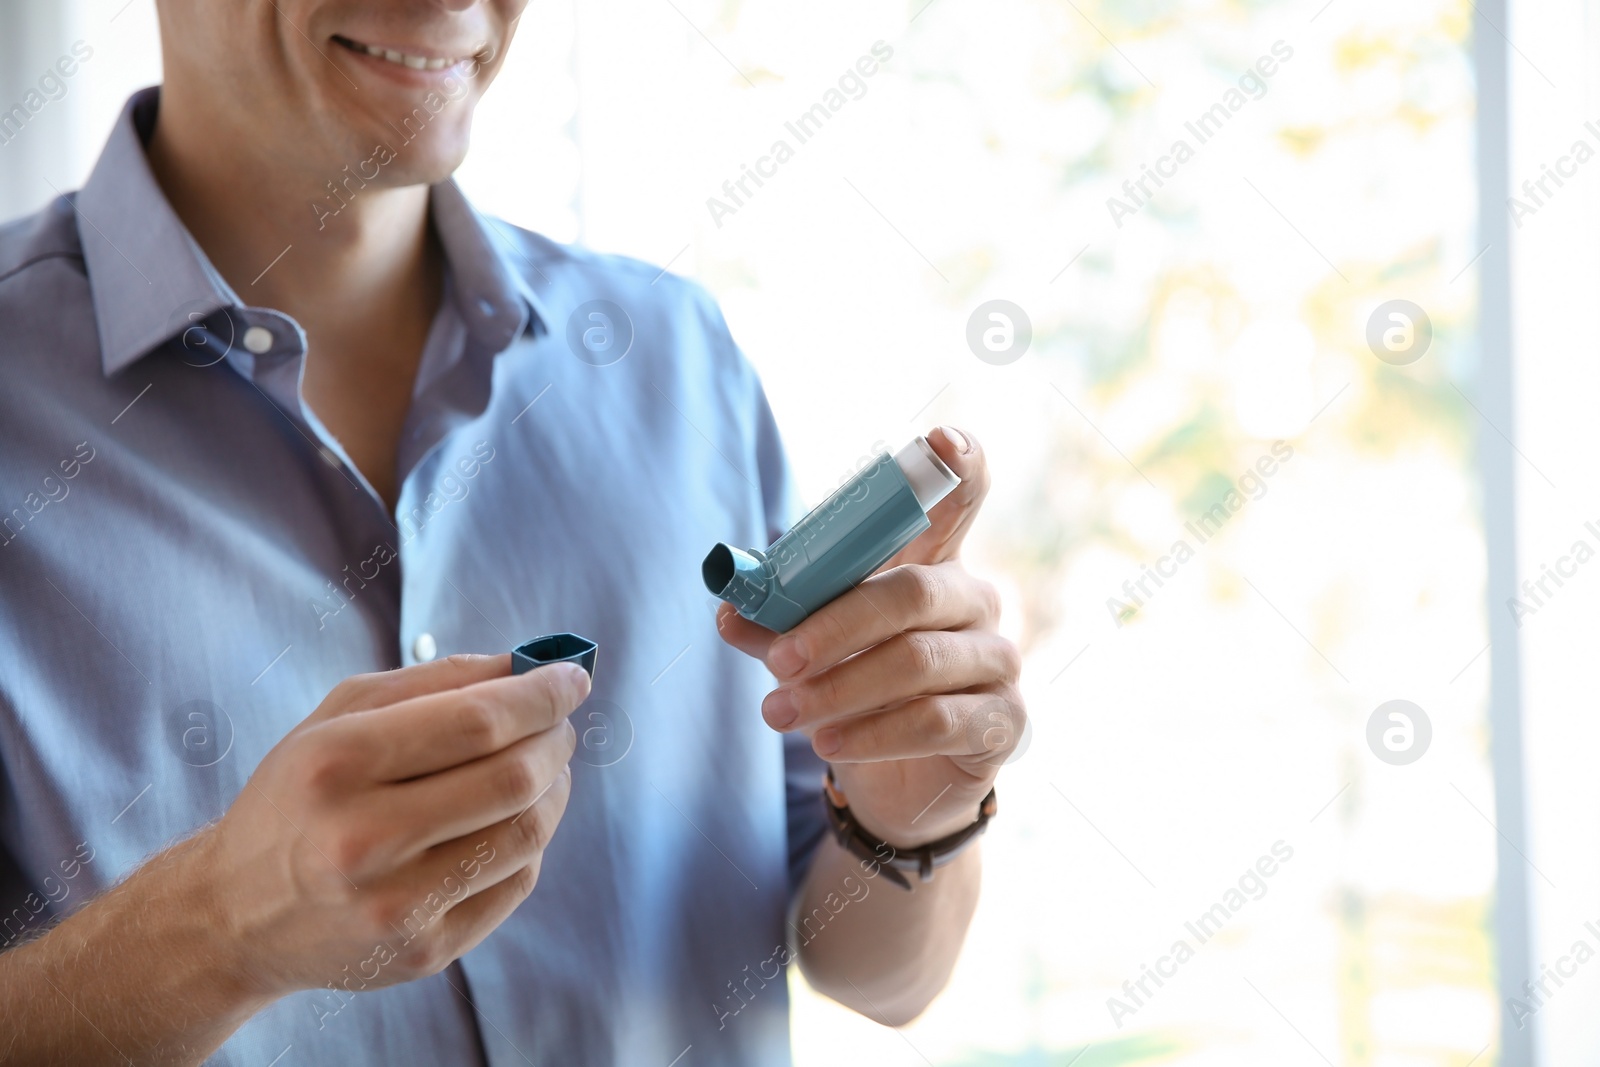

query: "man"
(0, 1), (1026, 1063)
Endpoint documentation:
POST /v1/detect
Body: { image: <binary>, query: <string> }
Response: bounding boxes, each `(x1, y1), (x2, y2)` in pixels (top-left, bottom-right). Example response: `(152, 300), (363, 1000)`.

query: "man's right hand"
(0, 652), (587, 1066)
(208, 653), (587, 997)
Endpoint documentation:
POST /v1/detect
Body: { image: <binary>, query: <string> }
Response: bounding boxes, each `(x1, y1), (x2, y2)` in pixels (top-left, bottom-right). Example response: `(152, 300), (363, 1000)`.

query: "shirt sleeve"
(684, 272), (830, 899)
(747, 365), (831, 899)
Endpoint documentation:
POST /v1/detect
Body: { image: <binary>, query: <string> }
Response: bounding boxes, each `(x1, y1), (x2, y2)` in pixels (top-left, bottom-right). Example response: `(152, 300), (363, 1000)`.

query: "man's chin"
(301, 135), (470, 233)
(322, 128), (472, 191)
(382, 147), (471, 188)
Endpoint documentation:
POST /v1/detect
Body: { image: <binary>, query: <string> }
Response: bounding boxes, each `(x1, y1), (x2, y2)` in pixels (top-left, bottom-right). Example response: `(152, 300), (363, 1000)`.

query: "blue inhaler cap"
(511, 633), (599, 679)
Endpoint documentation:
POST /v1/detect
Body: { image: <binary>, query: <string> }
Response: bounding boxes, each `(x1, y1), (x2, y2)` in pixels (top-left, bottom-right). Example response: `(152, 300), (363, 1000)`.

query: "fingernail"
(940, 425), (972, 454)
(768, 636), (808, 678)
(813, 727), (841, 757)
(763, 689), (799, 730)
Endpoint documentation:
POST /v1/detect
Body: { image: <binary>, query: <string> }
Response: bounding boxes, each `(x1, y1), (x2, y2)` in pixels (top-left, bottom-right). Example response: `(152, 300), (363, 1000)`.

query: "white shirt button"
(242, 325), (274, 354)
(412, 632), (437, 663)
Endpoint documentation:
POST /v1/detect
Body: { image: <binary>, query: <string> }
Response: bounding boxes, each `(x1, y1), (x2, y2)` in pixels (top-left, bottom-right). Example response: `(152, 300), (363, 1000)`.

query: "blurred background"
(5, 0), (1598, 1063)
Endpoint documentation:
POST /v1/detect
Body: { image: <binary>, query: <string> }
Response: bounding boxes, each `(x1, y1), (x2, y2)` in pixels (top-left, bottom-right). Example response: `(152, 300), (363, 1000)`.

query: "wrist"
(130, 827), (279, 1019)
(871, 805), (982, 848)
(836, 773), (993, 849)
(823, 770), (997, 887)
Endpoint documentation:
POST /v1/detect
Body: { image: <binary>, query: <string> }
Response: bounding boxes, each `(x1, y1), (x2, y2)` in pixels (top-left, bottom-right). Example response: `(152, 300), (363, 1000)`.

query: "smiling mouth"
(331, 34), (488, 72)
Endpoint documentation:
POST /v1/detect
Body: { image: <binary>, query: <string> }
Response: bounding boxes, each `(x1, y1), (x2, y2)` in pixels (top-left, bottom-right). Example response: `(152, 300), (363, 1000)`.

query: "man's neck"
(146, 86), (445, 511)
(145, 92), (437, 326)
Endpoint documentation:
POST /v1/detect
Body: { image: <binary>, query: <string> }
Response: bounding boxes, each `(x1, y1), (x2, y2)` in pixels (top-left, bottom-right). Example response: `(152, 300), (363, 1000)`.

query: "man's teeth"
(357, 42), (458, 71)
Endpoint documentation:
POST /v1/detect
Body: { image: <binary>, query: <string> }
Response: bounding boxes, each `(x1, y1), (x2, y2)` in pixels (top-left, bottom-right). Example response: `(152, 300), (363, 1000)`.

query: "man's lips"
(330, 34), (488, 73)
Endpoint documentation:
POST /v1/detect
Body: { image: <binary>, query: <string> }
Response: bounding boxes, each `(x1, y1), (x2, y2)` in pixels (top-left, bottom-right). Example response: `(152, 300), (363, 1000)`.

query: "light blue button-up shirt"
(0, 88), (827, 1066)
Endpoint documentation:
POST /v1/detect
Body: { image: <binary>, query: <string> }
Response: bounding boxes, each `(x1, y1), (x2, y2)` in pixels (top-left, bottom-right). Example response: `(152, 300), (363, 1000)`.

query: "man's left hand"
(715, 426), (1026, 847)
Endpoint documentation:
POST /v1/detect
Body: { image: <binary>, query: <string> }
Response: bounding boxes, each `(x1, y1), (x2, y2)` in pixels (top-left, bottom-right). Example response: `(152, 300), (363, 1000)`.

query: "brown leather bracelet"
(823, 769), (998, 890)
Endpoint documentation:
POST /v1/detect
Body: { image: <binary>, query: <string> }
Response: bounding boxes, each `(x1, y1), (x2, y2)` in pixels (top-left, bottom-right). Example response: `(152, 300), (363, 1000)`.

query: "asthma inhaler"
(702, 437), (961, 632)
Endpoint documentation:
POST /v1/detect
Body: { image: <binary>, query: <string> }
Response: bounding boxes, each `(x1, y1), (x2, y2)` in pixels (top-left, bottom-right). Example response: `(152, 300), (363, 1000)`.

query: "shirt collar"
(79, 87), (545, 378)
(428, 178), (550, 354)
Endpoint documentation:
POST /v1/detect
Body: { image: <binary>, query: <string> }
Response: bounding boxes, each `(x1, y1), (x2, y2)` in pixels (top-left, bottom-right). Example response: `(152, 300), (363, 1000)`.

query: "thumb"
(884, 425), (989, 569)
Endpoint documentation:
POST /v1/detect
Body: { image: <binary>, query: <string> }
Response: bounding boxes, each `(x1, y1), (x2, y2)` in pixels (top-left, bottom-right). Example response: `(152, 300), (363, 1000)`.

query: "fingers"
(368, 718), (578, 860)
(370, 770), (572, 979)
(447, 766), (572, 899)
(715, 602), (778, 660)
(323, 662), (590, 783)
(765, 562), (998, 682)
(810, 689), (1025, 765)
(430, 861), (541, 968)
(761, 628), (1019, 732)
(389, 760), (573, 906)
(375, 860), (544, 981)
